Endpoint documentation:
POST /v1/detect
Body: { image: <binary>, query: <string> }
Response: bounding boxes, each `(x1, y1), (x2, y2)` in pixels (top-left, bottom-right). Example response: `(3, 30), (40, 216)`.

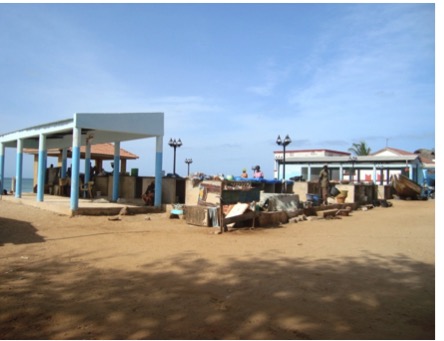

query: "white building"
(274, 147), (434, 186)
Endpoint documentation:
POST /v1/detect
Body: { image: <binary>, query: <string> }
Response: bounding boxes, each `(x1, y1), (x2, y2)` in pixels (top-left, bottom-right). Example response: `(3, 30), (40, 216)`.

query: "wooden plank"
(320, 209), (339, 218)
(225, 203), (249, 219)
(223, 211), (257, 225)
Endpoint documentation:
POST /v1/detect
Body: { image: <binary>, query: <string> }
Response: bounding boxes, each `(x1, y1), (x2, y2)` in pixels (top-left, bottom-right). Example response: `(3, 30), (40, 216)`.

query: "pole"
(173, 146), (177, 176)
(283, 144), (286, 180)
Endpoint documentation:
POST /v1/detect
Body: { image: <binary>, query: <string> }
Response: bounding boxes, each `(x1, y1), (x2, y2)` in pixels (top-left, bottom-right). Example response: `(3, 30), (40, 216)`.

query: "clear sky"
(0, 3), (436, 178)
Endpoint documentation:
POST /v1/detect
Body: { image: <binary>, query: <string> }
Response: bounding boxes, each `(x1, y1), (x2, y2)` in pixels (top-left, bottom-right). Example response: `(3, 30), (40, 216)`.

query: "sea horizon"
(1, 177), (34, 193)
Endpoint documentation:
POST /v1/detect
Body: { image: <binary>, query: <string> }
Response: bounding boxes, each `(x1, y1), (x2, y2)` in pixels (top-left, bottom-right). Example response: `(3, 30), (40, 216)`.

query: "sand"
(0, 198), (435, 340)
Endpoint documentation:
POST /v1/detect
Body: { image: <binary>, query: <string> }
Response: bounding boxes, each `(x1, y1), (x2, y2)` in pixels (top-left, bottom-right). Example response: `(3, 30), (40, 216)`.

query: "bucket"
(336, 190), (348, 204)
(336, 196), (345, 204)
(330, 186), (340, 197)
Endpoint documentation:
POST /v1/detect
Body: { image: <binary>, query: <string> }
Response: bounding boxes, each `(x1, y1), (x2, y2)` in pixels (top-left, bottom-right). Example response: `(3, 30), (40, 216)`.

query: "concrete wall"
(185, 179), (220, 206)
(96, 176), (387, 205)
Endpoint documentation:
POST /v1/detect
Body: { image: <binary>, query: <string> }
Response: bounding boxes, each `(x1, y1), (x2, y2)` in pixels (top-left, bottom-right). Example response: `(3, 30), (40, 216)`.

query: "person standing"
(319, 165), (329, 205)
(241, 168), (248, 178)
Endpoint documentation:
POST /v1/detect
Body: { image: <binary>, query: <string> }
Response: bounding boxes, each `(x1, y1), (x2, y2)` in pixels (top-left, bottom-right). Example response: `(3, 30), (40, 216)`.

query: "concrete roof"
(0, 112), (164, 149)
(278, 154), (421, 164)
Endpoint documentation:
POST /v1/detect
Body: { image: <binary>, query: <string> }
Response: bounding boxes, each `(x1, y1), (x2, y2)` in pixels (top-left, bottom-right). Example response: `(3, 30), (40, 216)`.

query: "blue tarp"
(232, 177), (294, 185)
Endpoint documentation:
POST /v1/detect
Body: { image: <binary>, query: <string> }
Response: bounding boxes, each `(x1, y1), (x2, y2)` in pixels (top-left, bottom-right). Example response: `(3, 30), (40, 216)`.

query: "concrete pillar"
(14, 138), (24, 198)
(372, 164), (377, 183)
(36, 135), (46, 201)
(339, 163), (343, 181)
(307, 163), (312, 181)
(70, 127), (81, 211)
(85, 143), (91, 183)
(61, 148), (68, 178)
(112, 142), (120, 202)
(0, 143), (4, 196)
(154, 135), (163, 207)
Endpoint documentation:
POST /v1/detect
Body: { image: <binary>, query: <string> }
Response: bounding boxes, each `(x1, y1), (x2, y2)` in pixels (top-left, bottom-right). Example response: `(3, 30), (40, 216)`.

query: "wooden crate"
(185, 205), (219, 227)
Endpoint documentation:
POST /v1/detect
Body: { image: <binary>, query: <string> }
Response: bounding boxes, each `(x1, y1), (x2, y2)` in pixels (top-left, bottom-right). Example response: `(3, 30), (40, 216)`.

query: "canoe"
(391, 174), (422, 199)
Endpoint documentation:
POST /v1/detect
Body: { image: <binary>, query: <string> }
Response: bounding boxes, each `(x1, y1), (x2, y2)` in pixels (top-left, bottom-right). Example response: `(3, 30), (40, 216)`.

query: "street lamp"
(168, 138), (182, 176)
(276, 134), (292, 180)
(185, 158), (193, 176)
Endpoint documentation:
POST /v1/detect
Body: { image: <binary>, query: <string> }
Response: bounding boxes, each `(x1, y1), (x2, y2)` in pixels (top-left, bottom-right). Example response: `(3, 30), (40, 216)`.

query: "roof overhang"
(275, 155), (421, 163)
(0, 112), (164, 149)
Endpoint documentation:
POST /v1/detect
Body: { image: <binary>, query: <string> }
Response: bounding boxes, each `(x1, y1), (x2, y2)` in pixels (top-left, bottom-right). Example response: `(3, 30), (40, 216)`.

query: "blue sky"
(0, 3), (436, 178)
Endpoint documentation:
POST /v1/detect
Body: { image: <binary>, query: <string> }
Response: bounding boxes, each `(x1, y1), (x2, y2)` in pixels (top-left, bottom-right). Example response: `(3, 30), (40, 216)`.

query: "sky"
(0, 2), (437, 178)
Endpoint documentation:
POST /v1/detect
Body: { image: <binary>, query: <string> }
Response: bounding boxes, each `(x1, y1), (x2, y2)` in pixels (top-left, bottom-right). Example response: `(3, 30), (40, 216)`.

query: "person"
(319, 165), (329, 205)
(142, 181), (155, 206)
(253, 165), (264, 179)
(241, 168), (248, 178)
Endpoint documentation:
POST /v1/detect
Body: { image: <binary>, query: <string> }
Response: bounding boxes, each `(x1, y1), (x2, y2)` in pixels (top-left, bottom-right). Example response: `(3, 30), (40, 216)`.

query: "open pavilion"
(0, 113), (164, 213)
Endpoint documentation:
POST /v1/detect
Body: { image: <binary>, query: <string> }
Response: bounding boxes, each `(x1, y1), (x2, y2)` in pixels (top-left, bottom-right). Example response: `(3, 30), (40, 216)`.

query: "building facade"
(274, 147), (434, 186)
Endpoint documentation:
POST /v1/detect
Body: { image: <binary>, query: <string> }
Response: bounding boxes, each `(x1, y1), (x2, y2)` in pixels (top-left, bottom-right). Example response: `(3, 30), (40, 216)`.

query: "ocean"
(1, 177), (34, 193)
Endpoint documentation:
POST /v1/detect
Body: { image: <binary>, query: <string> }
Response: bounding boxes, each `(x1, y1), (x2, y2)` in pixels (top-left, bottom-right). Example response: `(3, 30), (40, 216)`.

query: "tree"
(348, 141), (371, 156)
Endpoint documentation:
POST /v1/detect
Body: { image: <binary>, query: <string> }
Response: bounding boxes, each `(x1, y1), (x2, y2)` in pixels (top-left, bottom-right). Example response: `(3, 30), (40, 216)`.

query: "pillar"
(307, 163), (312, 181)
(339, 163), (343, 182)
(70, 127), (81, 211)
(154, 135), (163, 207)
(112, 142), (120, 202)
(0, 143), (4, 196)
(14, 138), (24, 198)
(61, 148), (68, 178)
(36, 135), (46, 201)
(85, 143), (91, 183)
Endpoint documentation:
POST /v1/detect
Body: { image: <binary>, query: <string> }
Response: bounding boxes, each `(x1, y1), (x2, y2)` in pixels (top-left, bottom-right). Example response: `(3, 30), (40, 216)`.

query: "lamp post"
(168, 138), (182, 176)
(276, 134), (292, 180)
(185, 158), (193, 176)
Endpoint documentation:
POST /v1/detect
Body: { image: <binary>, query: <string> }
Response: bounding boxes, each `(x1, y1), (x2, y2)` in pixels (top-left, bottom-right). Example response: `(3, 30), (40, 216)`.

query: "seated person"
(142, 181), (155, 206)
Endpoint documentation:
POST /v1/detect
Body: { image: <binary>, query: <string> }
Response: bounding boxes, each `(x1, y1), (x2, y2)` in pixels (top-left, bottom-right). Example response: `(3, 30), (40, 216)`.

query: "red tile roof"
(24, 143), (138, 160)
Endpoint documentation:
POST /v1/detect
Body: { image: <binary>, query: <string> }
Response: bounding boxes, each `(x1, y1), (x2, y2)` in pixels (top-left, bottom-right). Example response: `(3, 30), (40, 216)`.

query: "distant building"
(274, 147), (434, 186)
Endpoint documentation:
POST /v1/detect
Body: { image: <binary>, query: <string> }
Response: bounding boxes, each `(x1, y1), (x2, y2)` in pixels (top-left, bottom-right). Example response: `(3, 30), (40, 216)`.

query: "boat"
(391, 174), (423, 199)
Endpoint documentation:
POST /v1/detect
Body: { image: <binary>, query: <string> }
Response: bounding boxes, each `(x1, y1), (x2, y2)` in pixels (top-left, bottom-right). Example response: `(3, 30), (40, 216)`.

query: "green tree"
(348, 141), (371, 155)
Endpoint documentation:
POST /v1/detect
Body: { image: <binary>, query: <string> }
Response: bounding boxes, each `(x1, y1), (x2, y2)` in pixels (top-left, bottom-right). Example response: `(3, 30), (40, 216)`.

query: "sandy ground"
(0, 198), (435, 340)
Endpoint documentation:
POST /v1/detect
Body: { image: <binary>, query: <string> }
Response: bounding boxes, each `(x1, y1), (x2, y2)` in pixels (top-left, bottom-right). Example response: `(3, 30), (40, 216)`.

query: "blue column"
(0, 143), (4, 196)
(154, 135), (163, 207)
(37, 135), (46, 201)
(85, 143), (91, 184)
(112, 142), (120, 202)
(61, 148), (67, 178)
(15, 138), (24, 198)
(70, 127), (81, 211)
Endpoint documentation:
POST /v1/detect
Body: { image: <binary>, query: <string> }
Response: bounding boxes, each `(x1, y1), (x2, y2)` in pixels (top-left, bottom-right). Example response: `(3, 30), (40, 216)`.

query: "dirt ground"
(0, 198), (435, 340)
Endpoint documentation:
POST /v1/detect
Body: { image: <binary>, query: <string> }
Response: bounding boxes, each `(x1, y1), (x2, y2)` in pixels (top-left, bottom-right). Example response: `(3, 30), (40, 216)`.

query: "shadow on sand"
(0, 217), (45, 246)
(0, 249), (435, 339)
